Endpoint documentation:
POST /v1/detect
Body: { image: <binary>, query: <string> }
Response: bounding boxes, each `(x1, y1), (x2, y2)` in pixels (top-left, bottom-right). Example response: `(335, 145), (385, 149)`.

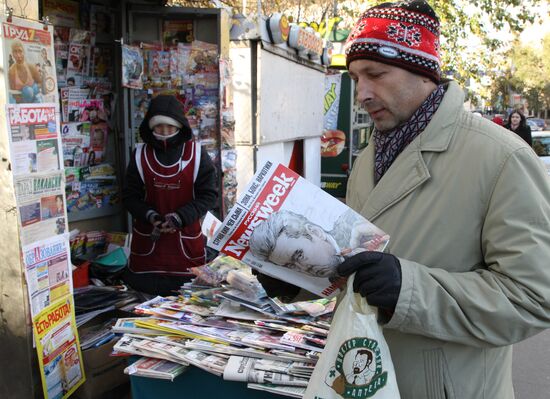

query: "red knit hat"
(345, 0), (441, 83)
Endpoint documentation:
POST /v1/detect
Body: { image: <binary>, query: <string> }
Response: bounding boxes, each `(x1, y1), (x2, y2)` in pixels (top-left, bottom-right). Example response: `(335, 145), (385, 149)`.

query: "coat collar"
(357, 81), (464, 221)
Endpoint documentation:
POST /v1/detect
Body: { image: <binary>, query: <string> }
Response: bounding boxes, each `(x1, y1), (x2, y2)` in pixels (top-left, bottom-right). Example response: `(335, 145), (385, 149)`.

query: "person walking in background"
(254, 1), (550, 398)
(122, 94), (218, 296)
(505, 110), (532, 146)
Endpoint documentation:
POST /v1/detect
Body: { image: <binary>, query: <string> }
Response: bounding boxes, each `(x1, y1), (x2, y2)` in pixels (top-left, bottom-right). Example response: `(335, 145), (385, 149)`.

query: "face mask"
(153, 129), (179, 141)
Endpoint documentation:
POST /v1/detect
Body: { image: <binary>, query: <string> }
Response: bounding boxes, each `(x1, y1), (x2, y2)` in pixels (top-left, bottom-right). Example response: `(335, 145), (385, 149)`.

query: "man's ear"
(306, 223), (326, 239)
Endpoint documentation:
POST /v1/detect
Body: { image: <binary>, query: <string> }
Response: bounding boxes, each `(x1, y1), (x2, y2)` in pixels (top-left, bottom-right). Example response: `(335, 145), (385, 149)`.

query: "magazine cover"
(6, 103), (62, 175)
(23, 234), (72, 316)
(89, 122), (108, 164)
(66, 43), (90, 87)
(14, 171), (67, 245)
(60, 121), (91, 166)
(122, 44), (144, 89)
(208, 162), (390, 297)
(67, 98), (104, 123)
(33, 296), (86, 399)
(2, 17), (58, 104)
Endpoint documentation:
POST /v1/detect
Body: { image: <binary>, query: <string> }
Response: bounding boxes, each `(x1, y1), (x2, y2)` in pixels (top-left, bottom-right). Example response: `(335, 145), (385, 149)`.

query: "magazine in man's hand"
(207, 161), (390, 298)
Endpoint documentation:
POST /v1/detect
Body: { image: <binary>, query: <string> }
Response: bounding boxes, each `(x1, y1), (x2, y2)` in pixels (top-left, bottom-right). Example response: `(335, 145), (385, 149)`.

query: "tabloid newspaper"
(6, 103), (62, 175)
(2, 17), (58, 104)
(14, 171), (67, 245)
(223, 356), (309, 387)
(32, 296), (85, 398)
(22, 234), (72, 316)
(208, 162), (390, 298)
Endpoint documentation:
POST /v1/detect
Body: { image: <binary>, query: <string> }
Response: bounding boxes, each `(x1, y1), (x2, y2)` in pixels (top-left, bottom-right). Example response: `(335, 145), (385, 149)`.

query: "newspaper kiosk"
(0, 2), (329, 398)
(230, 13), (328, 197)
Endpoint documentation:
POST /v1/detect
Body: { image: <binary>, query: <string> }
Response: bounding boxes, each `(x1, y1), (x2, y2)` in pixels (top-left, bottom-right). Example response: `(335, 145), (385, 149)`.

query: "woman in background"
(504, 110), (532, 146)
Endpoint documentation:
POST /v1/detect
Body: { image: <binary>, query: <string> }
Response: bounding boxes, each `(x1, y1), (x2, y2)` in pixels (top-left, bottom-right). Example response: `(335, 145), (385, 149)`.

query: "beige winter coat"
(347, 81), (550, 399)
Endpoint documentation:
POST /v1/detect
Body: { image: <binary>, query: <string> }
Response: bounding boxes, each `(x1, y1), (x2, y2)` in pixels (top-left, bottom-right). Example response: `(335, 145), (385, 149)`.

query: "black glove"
(252, 269), (301, 301)
(163, 212), (183, 229)
(150, 225), (162, 242)
(147, 211), (163, 242)
(148, 211), (163, 225)
(337, 251), (402, 313)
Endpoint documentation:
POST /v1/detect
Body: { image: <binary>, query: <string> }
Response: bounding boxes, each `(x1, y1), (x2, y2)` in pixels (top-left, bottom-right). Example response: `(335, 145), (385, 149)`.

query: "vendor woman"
(122, 94), (218, 295)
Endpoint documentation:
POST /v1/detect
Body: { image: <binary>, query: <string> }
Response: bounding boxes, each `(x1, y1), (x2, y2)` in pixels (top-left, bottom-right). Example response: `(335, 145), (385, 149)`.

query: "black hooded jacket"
(122, 95), (218, 225)
(504, 123), (532, 147)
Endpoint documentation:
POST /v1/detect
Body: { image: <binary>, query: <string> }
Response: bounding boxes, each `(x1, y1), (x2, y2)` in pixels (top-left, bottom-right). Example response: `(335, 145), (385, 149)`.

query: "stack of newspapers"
(111, 260), (333, 397)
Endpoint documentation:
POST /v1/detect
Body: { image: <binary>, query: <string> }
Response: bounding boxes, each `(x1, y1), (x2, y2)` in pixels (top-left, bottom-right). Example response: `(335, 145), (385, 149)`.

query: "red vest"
(129, 141), (205, 275)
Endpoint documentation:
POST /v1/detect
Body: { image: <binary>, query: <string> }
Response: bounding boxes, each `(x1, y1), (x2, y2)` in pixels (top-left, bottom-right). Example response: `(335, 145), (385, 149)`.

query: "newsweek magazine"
(208, 162), (389, 298)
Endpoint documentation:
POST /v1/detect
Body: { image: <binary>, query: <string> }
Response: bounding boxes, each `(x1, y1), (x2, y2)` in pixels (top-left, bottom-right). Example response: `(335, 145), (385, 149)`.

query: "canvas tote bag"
(304, 275), (401, 399)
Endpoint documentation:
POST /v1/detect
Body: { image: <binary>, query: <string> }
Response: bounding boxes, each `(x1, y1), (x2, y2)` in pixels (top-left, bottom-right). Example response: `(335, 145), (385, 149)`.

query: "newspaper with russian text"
(208, 161), (389, 298)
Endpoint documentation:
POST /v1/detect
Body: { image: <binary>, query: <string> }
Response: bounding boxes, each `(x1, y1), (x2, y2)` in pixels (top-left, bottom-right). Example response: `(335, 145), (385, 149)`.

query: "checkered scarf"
(373, 84), (445, 183)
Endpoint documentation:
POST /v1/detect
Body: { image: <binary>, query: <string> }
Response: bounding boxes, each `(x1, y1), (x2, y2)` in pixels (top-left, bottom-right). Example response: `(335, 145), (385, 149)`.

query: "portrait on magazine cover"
(249, 209), (389, 279)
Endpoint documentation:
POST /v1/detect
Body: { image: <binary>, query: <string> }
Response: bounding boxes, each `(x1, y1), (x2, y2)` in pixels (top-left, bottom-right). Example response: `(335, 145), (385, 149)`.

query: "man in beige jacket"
(335, 1), (550, 398)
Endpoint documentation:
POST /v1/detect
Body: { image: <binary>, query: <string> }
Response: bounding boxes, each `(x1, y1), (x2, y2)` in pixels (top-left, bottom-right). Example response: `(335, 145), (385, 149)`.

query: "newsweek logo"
(8, 106), (56, 125)
(221, 165), (299, 259)
(2, 23), (51, 45)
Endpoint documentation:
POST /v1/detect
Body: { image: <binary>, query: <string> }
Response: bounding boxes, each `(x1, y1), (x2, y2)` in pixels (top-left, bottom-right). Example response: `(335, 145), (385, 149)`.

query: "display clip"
(6, 7), (13, 23)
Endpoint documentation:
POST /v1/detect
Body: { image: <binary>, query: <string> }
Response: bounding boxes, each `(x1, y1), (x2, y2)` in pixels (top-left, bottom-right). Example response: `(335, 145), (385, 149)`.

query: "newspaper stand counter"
(128, 356), (287, 399)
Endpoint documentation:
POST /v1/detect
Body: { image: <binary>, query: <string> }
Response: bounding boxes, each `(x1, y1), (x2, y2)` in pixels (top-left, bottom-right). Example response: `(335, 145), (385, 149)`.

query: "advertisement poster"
(122, 44), (144, 89)
(23, 235), (72, 316)
(14, 171), (67, 245)
(2, 17), (58, 104)
(33, 296), (85, 399)
(323, 73), (341, 131)
(6, 103), (62, 175)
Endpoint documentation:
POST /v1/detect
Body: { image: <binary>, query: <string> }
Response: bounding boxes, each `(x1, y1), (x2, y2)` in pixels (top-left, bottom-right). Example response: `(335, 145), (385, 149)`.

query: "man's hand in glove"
(161, 212), (183, 233)
(337, 251), (402, 317)
(251, 269), (301, 302)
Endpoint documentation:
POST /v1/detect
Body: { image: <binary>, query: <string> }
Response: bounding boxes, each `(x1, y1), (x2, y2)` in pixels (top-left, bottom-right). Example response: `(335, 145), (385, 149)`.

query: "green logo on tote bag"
(324, 337), (388, 398)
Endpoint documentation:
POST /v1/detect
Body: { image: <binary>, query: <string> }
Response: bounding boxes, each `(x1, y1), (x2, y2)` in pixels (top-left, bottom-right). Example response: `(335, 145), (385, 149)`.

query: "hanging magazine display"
(14, 171), (67, 245)
(6, 103), (62, 175)
(2, 17), (58, 104)
(122, 44), (144, 89)
(208, 162), (390, 297)
(33, 296), (86, 399)
(23, 234), (72, 317)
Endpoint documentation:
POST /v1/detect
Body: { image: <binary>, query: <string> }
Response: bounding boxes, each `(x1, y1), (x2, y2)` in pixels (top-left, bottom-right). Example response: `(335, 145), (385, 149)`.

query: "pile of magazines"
(110, 256), (334, 398)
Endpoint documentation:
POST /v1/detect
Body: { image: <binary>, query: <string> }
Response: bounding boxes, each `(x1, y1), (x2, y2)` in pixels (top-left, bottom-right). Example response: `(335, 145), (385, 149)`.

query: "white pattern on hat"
(149, 115), (183, 129)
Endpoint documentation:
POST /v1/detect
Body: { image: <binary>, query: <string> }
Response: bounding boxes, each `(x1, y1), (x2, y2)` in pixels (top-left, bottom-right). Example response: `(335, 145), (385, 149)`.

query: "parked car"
(532, 131), (550, 175)
(527, 119), (543, 131)
(527, 117), (547, 131)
